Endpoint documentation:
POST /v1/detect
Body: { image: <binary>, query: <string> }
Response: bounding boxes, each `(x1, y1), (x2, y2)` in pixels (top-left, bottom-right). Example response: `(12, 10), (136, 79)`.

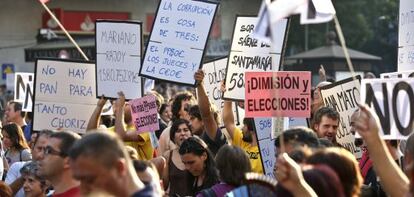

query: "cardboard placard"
(14, 72), (34, 112)
(129, 95), (159, 133)
(245, 71), (311, 117)
(33, 59), (97, 133)
(380, 70), (414, 78)
(202, 57), (239, 126)
(96, 20), (143, 100)
(398, 0), (414, 71)
(140, 0), (218, 86)
(223, 16), (288, 101)
(320, 76), (362, 158)
(361, 78), (414, 139)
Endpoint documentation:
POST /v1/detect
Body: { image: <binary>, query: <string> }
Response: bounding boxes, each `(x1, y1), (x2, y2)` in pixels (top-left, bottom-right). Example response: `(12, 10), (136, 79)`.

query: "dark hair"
(170, 119), (191, 143)
(243, 118), (255, 131)
(2, 123), (29, 150)
(159, 103), (169, 115)
(9, 101), (25, 118)
(215, 145), (251, 186)
(303, 165), (345, 197)
(179, 136), (218, 189)
(69, 132), (128, 168)
(20, 161), (48, 189)
(188, 105), (201, 121)
(50, 131), (81, 157)
(171, 91), (193, 121)
(32, 130), (54, 149)
(307, 147), (362, 197)
(275, 127), (319, 148)
(312, 107), (339, 126)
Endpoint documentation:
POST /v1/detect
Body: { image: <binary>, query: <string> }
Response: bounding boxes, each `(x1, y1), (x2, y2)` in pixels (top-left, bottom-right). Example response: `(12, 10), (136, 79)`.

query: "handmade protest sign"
(361, 78), (414, 139)
(129, 95), (159, 133)
(96, 20), (143, 100)
(33, 59), (97, 133)
(320, 76), (362, 157)
(202, 58), (239, 126)
(254, 117), (287, 178)
(14, 72), (34, 112)
(223, 16), (288, 101)
(244, 71), (311, 117)
(140, 0), (218, 86)
(381, 70), (414, 78)
(398, 0), (414, 71)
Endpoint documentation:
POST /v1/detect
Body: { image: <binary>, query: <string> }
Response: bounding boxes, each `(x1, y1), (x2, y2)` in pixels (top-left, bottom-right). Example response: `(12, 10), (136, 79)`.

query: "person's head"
(363, 72), (376, 79)
(179, 136), (218, 187)
(0, 181), (12, 197)
(312, 107), (340, 143)
(21, 162), (48, 197)
(242, 118), (255, 143)
(188, 105), (204, 136)
(307, 147), (362, 197)
(275, 127), (319, 155)
(69, 132), (139, 196)
(159, 103), (172, 123)
(215, 145), (251, 186)
(5, 101), (25, 123)
(150, 90), (165, 112)
(2, 123), (29, 151)
(37, 131), (81, 182)
(171, 91), (195, 121)
(31, 130), (54, 161)
(132, 160), (163, 196)
(170, 119), (192, 146)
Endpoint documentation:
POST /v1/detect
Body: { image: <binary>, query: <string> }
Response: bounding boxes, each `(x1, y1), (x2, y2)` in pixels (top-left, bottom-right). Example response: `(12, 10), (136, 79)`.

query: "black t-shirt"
(201, 128), (227, 156)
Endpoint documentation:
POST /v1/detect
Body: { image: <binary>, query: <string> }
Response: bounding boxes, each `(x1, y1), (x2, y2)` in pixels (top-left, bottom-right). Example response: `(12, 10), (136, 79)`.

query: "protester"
(274, 127), (320, 161)
(197, 145), (252, 197)
(133, 160), (164, 196)
(179, 136), (218, 195)
(5, 129), (53, 197)
(307, 147), (363, 197)
(20, 161), (48, 197)
(311, 107), (340, 145)
(0, 181), (12, 197)
(162, 119), (193, 196)
(354, 105), (409, 197)
(87, 93), (154, 160)
(158, 91), (196, 155)
(156, 103), (171, 139)
(4, 102), (26, 132)
(2, 123), (31, 167)
(37, 131), (81, 197)
(69, 132), (155, 197)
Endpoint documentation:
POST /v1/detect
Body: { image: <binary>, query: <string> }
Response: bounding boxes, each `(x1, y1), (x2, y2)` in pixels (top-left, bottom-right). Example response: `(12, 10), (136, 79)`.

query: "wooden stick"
(334, 15), (358, 83)
(39, 1), (89, 61)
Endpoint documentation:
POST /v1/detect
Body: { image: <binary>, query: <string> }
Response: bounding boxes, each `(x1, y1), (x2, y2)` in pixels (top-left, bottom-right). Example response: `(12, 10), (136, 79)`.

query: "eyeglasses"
(44, 146), (66, 157)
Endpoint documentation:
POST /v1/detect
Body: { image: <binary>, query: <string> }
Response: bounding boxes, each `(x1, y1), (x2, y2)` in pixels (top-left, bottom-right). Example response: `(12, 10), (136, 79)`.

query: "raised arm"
(114, 92), (144, 142)
(354, 105), (409, 197)
(221, 81), (236, 139)
(86, 96), (107, 131)
(195, 69), (218, 140)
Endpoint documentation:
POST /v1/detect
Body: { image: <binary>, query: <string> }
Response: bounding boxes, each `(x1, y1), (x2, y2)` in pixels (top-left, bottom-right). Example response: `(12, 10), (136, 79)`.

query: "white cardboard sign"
(33, 59), (97, 133)
(140, 0), (218, 86)
(361, 78), (414, 139)
(14, 72), (34, 112)
(223, 16), (288, 101)
(96, 20), (143, 100)
(398, 0), (414, 71)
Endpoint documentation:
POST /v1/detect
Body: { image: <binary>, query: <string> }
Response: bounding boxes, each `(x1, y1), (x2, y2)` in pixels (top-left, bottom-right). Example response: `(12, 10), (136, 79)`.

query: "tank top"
(168, 150), (193, 197)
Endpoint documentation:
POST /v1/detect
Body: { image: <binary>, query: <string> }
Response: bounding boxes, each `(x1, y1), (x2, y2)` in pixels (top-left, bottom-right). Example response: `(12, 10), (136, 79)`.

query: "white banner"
(361, 78), (414, 139)
(223, 16), (288, 101)
(380, 70), (414, 78)
(14, 72), (34, 112)
(96, 20), (143, 100)
(33, 59), (97, 133)
(398, 0), (414, 71)
(140, 0), (218, 86)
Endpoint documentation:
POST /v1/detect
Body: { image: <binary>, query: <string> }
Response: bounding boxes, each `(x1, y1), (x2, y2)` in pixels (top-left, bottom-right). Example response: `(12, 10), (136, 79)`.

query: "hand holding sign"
(97, 95), (107, 108)
(354, 104), (381, 141)
(194, 69), (205, 86)
(116, 91), (126, 113)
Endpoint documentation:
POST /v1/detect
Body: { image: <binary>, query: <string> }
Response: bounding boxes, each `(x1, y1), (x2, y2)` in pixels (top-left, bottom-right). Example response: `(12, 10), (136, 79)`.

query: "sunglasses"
(44, 146), (67, 157)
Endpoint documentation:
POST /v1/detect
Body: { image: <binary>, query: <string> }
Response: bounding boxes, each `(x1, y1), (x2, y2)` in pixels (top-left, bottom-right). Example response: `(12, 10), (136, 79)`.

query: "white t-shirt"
(5, 161), (28, 197)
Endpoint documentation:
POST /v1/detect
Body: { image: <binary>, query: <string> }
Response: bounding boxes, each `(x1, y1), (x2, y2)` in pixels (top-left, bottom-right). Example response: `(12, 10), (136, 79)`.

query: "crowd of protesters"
(0, 68), (411, 197)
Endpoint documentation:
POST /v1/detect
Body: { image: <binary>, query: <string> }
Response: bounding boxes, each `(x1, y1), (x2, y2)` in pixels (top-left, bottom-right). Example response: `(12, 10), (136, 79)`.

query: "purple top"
(196, 182), (235, 197)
